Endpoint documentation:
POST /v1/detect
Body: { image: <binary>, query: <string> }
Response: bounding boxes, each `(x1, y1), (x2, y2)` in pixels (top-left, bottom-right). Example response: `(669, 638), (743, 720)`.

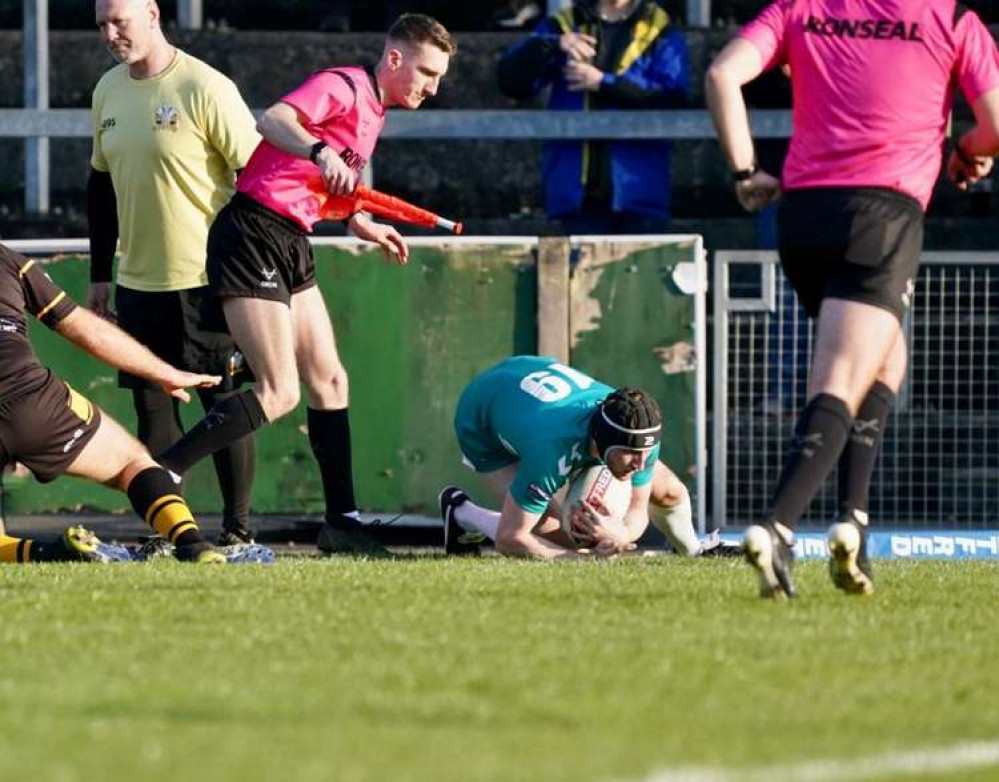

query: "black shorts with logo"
(207, 193), (317, 306)
(0, 371), (102, 483)
(116, 284), (238, 391)
(777, 187), (924, 322)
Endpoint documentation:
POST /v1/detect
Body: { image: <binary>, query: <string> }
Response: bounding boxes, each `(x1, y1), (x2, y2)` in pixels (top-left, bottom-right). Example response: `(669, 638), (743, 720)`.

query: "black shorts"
(116, 285), (238, 391)
(777, 187), (924, 322)
(207, 193), (316, 306)
(0, 371), (102, 483)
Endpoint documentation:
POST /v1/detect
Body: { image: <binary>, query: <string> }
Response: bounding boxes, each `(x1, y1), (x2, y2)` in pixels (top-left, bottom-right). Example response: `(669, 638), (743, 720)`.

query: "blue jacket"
(497, 2), (690, 219)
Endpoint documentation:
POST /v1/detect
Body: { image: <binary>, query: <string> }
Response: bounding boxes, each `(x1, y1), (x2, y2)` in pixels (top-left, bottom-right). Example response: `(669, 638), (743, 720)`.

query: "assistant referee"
(88, 0), (260, 544)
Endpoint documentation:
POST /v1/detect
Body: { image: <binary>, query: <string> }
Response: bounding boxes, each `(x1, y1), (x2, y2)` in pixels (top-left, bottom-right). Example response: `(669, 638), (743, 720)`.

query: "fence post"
(536, 237), (571, 363)
(687, 0), (711, 27)
(178, 0), (203, 30)
(24, 0), (49, 214)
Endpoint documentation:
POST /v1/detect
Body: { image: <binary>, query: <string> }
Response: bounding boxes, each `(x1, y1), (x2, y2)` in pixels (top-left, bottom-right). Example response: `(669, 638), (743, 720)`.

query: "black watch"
(731, 164), (760, 183)
(309, 141), (327, 164)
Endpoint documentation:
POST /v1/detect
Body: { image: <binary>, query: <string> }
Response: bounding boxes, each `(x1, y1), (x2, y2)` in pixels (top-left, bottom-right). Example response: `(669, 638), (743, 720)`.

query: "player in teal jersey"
(438, 356), (702, 560)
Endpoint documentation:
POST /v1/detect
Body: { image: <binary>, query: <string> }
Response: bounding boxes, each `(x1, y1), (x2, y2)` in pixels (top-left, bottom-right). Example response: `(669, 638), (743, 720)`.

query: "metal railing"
(0, 107), (791, 213)
(712, 250), (999, 530)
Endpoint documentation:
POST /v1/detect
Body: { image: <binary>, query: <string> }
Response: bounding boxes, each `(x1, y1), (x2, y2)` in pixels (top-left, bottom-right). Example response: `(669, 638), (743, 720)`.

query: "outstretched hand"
(159, 370), (221, 403)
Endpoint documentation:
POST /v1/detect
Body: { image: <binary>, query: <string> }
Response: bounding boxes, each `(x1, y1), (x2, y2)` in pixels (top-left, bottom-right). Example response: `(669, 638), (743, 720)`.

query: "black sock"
(767, 393), (853, 531)
(197, 389), (257, 531)
(838, 381), (894, 515)
(158, 390), (267, 475)
(132, 388), (184, 455)
(127, 466), (204, 548)
(307, 407), (358, 524)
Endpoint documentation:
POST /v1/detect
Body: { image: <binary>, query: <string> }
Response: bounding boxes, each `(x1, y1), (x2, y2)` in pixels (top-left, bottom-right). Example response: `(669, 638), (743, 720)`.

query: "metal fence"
(712, 250), (999, 530)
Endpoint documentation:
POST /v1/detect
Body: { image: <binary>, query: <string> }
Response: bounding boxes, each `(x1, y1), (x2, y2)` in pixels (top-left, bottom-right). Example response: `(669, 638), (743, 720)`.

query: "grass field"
(0, 555), (997, 782)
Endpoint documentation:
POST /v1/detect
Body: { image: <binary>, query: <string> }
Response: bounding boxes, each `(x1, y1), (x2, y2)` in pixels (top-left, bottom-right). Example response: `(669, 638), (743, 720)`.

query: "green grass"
(0, 556), (996, 781)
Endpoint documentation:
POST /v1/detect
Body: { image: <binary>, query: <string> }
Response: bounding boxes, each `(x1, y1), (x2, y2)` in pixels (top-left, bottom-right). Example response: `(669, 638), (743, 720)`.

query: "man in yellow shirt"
(88, 0), (260, 545)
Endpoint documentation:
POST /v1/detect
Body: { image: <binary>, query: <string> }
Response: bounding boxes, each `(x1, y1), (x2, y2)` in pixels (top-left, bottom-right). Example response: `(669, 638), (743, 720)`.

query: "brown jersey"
(0, 243), (77, 402)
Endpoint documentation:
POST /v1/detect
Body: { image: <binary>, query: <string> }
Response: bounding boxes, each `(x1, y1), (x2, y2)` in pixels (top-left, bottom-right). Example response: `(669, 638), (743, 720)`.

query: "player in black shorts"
(707, 0), (999, 598)
(0, 243), (225, 564)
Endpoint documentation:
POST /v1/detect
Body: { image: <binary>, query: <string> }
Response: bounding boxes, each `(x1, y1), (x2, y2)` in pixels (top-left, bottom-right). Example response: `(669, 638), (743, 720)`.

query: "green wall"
(7, 238), (699, 516)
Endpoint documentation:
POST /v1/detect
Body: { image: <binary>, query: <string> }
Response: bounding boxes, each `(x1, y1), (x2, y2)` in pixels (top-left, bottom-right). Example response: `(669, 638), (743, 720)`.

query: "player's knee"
(304, 363), (349, 407)
(653, 479), (688, 511)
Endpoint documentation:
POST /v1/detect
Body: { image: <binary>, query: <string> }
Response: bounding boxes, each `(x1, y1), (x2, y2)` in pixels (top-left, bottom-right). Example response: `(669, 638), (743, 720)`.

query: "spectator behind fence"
(497, 0), (690, 234)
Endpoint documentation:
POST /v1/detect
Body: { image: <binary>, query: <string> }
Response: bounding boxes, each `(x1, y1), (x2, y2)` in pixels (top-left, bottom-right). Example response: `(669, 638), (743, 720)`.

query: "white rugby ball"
(561, 465), (632, 547)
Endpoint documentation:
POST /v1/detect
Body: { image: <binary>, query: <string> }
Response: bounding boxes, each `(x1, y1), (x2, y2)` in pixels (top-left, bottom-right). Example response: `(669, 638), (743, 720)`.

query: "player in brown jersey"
(0, 243), (225, 564)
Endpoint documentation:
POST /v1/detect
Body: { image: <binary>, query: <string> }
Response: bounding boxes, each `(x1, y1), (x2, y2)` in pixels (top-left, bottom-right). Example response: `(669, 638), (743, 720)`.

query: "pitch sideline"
(626, 739), (999, 782)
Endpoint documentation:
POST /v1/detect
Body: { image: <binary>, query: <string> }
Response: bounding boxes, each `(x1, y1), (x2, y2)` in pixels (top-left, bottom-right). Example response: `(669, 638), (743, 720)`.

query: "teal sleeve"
(630, 444), (661, 487)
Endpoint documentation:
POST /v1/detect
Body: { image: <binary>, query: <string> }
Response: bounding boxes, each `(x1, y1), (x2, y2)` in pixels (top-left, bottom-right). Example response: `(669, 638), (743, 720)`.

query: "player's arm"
(705, 38), (781, 212)
(88, 86), (117, 319)
(495, 492), (586, 560)
(256, 101), (355, 195)
(54, 308), (220, 403)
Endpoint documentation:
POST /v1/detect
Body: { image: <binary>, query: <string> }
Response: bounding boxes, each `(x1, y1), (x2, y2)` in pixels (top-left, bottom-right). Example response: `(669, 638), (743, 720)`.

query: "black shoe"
(828, 509), (874, 595)
(317, 515), (391, 558)
(216, 527), (256, 547)
(743, 522), (797, 599)
(439, 486), (485, 556)
(33, 525), (102, 562)
(698, 530), (744, 558)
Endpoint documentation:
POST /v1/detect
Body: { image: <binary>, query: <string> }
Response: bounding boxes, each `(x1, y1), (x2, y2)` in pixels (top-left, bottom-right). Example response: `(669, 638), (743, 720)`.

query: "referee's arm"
(949, 89), (999, 189)
(705, 38), (782, 212)
(86, 167), (118, 318)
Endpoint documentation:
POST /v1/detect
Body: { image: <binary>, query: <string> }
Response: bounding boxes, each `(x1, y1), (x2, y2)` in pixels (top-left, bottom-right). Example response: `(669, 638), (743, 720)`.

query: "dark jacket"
(497, 0), (690, 218)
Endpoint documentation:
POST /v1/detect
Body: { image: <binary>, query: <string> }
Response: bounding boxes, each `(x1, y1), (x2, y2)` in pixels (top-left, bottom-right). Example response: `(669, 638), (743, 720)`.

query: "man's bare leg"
(157, 296), (294, 475)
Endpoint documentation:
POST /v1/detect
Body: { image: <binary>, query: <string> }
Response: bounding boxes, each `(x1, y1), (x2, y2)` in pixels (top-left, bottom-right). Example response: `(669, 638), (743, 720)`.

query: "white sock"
(454, 500), (501, 541)
(650, 491), (701, 556)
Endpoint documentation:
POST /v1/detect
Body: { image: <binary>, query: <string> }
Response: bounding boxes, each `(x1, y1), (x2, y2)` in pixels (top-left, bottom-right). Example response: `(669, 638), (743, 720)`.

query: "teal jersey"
(454, 356), (659, 513)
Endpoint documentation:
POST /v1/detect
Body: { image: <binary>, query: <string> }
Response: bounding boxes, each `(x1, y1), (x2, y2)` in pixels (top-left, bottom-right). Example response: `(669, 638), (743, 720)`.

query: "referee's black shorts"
(116, 284), (237, 391)
(777, 187), (924, 323)
(206, 192), (316, 307)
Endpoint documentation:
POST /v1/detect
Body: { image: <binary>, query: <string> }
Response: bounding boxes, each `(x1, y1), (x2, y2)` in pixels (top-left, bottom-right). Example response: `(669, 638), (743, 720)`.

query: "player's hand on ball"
(572, 500), (631, 553)
(734, 169), (782, 212)
(160, 370), (222, 403)
(348, 214), (409, 265)
(947, 149), (993, 190)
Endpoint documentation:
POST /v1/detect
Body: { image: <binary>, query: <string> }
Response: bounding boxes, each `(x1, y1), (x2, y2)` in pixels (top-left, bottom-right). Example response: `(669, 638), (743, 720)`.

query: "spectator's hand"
(348, 213), (409, 265)
(559, 32), (597, 62)
(735, 169), (782, 212)
(86, 282), (115, 321)
(947, 148), (993, 191)
(564, 61), (604, 92)
(318, 148), (356, 196)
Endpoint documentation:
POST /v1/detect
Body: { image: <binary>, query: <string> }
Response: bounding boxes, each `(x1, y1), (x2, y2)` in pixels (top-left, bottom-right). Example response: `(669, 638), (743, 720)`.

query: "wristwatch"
(731, 163), (760, 183)
(309, 141), (327, 164)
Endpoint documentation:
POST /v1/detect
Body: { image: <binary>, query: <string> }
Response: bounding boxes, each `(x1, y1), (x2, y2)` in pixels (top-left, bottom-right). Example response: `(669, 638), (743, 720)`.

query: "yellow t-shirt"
(91, 50), (260, 292)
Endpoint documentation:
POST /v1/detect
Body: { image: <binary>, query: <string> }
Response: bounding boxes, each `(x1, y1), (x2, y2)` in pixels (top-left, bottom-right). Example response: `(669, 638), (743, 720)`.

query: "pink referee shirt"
(238, 66), (386, 231)
(740, 0), (999, 210)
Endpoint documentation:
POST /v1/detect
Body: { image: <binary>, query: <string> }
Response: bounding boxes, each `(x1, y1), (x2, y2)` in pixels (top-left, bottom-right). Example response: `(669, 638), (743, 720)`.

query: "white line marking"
(627, 741), (999, 782)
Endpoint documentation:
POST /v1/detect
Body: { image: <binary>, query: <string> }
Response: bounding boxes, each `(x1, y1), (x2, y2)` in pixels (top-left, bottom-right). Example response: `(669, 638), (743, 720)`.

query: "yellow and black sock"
(127, 466), (205, 548)
(0, 534), (34, 562)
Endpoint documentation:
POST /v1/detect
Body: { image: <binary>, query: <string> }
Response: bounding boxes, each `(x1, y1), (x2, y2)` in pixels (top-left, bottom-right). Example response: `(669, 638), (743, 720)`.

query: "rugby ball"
(561, 465), (632, 547)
